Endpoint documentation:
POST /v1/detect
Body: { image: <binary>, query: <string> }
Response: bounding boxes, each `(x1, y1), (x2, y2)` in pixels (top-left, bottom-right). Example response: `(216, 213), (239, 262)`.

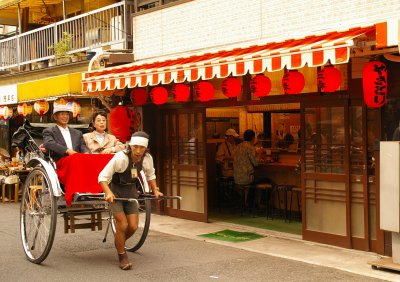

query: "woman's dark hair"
(243, 129), (255, 142)
(91, 109), (107, 123)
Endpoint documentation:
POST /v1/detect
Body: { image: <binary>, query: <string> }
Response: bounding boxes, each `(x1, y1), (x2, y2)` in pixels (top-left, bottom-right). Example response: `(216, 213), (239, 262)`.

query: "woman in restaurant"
(84, 110), (125, 154)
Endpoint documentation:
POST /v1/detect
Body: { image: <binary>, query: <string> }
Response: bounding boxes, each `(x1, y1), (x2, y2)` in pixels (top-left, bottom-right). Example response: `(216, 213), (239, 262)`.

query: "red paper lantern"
(317, 66), (341, 92)
(171, 84), (190, 102)
(33, 100), (49, 115)
(250, 74), (272, 97)
(150, 86), (168, 105)
(221, 77), (241, 98)
(109, 106), (136, 142)
(67, 100), (81, 118)
(282, 70), (305, 95)
(17, 103), (33, 117)
(130, 88), (148, 106)
(363, 61), (387, 108)
(194, 81), (214, 102)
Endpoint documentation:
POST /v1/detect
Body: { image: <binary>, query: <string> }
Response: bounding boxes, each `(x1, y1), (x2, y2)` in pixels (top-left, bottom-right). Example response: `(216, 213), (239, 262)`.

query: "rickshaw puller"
(98, 131), (163, 270)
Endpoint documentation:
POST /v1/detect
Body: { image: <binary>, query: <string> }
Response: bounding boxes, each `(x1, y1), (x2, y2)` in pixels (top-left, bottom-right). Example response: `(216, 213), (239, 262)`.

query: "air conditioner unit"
(85, 27), (109, 46)
(110, 16), (123, 42)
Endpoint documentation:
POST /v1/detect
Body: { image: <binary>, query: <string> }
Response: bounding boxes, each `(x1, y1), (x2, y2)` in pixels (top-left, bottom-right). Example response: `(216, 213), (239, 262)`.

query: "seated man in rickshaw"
(43, 104), (89, 162)
(99, 131), (163, 270)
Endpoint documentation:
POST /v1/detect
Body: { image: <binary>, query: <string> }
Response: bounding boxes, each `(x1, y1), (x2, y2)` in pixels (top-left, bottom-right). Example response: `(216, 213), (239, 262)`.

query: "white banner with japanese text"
(0, 84), (17, 105)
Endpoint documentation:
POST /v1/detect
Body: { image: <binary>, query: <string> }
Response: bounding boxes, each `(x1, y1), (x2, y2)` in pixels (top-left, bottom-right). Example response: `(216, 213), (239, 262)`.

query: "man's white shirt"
(57, 125), (73, 150)
(98, 151), (156, 183)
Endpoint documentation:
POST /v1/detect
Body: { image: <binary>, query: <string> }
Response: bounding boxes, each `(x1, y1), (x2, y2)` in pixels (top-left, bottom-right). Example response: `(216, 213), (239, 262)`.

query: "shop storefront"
(0, 83), (17, 151)
(81, 22), (399, 255)
(17, 72), (96, 124)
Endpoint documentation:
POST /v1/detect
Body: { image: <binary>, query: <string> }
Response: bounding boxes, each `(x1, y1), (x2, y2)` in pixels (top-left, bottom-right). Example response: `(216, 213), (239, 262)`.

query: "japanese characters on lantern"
(17, 103), (33, 117)
(250, 74), (272, 97)
(282, 70), (305, 95)
(317, 66), (341, 92)
(0, 106), (12, 120)
(362, 61), (387, 108)
(33, 100), (49, 115)
(172, 84), (190, 102)
(110, 106), (135, 142)
(194, 81), (214, 102)
(67, 100), (81, 118)
(221, 77), (242, 98)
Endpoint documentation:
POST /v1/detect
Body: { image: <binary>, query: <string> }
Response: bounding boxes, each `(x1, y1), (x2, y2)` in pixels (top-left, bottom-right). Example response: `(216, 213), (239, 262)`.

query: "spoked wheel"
(110, 199), (151, 252)
(20, 166), (57, 264)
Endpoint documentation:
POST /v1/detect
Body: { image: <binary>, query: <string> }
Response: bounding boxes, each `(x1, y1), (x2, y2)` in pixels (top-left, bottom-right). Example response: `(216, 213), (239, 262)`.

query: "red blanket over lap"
(57, 153), (114, 206)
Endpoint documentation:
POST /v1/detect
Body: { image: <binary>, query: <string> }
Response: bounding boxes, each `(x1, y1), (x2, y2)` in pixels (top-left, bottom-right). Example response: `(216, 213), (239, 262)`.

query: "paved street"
(0, 203), (388, 282)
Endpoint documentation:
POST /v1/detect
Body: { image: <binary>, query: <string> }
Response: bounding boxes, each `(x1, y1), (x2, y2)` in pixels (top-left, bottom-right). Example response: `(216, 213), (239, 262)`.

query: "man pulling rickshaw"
(99, 131), (163, 270)
(12, 104), (179, 268)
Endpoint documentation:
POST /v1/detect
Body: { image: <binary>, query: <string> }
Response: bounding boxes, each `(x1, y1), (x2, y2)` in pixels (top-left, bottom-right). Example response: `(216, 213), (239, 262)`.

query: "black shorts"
(110, 183), (139, 215)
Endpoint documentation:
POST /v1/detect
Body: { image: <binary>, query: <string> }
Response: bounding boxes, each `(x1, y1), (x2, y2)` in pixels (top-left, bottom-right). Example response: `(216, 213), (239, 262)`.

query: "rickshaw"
(11, 121), (180, 264)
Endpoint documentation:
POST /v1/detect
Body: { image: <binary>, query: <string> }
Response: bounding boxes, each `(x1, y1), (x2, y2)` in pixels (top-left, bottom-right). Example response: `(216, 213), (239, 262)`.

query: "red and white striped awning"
(82, 26), (374, 93)
(376, 18), (400, 49)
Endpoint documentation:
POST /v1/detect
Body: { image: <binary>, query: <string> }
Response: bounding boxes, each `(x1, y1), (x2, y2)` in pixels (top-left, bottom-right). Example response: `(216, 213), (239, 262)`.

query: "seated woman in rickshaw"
(83, 110), (125, 154)
(43, 105), (89, 162)
(99, 131), (163, 270)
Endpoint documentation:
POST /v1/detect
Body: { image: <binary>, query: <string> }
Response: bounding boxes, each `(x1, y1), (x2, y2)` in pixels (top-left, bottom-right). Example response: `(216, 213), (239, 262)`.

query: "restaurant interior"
(206, 104), (302, 234)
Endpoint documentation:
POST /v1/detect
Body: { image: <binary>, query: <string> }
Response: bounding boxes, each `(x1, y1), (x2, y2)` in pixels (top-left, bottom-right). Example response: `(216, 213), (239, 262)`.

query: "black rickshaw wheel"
(110, 198), (151, 252)
(20, 166), (57, 264)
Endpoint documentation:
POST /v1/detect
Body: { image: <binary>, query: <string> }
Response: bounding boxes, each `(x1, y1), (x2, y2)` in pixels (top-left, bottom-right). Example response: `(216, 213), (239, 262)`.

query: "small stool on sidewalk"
(1, 182), (20, 203)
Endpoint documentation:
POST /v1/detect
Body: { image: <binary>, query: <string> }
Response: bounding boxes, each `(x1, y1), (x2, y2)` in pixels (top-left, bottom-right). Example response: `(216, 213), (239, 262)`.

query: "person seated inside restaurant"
(43, 104), (89, 162)
(215, 128), (239, 177)
(83, 110), (125, 154)
(233, 129), (258, 210)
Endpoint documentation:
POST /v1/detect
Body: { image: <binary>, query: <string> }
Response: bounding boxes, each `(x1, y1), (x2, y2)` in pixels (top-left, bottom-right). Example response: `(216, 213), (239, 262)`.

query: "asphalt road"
(0, 203), (386, 282)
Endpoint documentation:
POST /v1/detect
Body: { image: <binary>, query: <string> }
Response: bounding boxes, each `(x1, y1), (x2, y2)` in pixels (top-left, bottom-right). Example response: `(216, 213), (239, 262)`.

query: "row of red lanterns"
(130, 84), (191, 106)
(129, 66), (343, 106)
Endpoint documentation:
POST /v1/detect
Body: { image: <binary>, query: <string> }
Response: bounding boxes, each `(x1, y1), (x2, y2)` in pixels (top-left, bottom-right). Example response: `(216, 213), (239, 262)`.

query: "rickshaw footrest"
(62, 209), (103, 233)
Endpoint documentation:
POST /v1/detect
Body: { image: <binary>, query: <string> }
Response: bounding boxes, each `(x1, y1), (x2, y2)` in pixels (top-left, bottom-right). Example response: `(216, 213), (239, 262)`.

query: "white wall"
(132, 0), (400, 60)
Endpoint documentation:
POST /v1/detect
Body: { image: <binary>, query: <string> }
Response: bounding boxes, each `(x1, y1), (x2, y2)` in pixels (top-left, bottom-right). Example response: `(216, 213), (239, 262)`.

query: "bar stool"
(289, 186), (302, 222)
(255, 182), (275, 219)
(216, 176), (234, 211)
(234, 183), (252, 215)
(275, 185), (295, 221)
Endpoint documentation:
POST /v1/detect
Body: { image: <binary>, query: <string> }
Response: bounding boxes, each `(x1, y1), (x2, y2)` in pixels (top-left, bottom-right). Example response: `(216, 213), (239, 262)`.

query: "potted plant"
(48, 32), (73, 65)
(71, 52), (87, 63)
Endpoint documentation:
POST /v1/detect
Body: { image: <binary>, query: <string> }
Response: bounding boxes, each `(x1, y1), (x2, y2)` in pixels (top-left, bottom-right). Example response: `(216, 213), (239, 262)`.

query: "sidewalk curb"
(150, 215), (400, 282)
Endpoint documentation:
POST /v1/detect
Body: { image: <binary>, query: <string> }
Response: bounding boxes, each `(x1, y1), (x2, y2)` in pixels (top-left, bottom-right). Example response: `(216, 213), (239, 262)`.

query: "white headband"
(128, 136), (148, 147)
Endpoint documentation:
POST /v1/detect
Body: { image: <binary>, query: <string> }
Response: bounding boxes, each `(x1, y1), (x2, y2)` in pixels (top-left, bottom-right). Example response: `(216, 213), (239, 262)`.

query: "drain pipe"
(87, 50), (111, 72)
(87, 50), (113, 111)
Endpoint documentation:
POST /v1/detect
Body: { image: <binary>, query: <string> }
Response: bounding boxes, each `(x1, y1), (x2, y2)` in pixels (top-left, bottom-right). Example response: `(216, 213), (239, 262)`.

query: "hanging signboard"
(0, 84), (17, 105)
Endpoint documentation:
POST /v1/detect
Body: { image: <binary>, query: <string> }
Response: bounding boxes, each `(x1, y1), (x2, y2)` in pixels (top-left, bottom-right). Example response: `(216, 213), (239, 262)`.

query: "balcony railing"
(0, 1), (135, 72)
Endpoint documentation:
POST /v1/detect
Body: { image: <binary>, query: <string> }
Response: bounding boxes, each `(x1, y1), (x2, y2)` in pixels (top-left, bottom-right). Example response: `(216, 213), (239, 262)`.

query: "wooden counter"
(257, 162), (297, 172)
(255, 161), (300, 187)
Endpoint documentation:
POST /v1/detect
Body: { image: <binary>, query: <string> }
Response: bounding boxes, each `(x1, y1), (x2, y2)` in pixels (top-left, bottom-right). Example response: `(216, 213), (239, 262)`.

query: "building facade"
(1, 0), (400, 256)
